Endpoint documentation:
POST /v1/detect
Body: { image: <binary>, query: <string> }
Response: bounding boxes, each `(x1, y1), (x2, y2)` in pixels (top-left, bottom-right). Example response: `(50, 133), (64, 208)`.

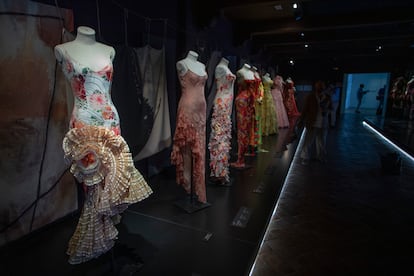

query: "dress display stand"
(171, 50), (211, 213)
(174, 159), (211, 213)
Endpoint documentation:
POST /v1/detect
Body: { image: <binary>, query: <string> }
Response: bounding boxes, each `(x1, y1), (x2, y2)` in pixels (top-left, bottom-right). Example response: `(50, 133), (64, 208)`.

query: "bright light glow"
(300, 32), (305, 37)
(362, 121), (414, 163)
(249, 129), (307, 276)
(289, 59), (294, 65)
(293, 3), (298, 9)
(304, 44), (309, 48)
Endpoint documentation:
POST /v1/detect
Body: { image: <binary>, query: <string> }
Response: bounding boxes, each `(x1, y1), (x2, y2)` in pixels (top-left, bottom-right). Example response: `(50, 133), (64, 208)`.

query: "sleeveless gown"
(208, 71), (235, 183)
(171, 70), (208, 203)
(59, 51), (152, 264)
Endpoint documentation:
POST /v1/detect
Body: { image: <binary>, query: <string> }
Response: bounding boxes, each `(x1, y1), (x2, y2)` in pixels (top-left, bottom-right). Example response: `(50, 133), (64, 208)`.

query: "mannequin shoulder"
(176, 60), (188, 76)
(54, 44), (67, 63)
(215, 65), (228, 77)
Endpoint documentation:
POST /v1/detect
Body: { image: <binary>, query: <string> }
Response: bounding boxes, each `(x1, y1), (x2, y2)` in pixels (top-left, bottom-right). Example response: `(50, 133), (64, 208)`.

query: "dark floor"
(250, 112), (414, 276)
(1, 111), (413, 276)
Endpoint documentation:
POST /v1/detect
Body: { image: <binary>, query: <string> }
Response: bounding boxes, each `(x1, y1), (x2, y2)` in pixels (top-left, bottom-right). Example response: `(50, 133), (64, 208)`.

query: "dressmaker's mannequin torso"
(236, 63), (255, 81)
(176, 50), (207, 77)
(54, 26), (119, 133)
(55, 26), (115, 72)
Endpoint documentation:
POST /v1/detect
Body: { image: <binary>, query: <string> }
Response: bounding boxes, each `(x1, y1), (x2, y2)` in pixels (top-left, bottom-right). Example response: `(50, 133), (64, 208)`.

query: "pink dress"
(271, 76), (290, 128)
(171, 70), (208, 203)
(208, 71), (235, 183)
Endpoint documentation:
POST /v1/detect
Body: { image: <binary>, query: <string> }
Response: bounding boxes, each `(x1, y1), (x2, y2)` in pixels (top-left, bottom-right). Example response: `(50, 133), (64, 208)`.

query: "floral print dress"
(171, 70), (208, 203)
(59, 51), (152, 264)
(208, 71), (235, 183)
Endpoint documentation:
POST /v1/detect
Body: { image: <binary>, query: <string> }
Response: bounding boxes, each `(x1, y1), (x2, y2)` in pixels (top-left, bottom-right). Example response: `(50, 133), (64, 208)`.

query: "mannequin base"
(174, 195), (211, 214)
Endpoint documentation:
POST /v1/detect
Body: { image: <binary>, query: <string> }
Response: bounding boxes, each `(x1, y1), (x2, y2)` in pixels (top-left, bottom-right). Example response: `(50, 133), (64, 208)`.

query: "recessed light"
(293, 3), (298, 9)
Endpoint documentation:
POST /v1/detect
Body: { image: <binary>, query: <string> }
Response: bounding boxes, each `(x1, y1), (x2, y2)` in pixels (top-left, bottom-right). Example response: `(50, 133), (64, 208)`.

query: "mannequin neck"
(186, 50), (198, 62)
(75, 26), (96, 45)
(219, 58), (229, 66)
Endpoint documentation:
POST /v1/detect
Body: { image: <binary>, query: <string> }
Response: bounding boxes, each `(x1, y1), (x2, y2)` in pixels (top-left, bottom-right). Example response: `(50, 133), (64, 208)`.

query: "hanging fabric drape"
(111, 46), (154, 156)
(133, 45), (171, 161)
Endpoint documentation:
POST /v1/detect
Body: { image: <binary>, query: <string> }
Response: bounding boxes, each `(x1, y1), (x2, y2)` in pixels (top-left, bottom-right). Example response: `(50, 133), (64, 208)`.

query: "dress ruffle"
(171, 111), (206, 203)
(62, 125), (152, 264)
(208, 98), (232, 182)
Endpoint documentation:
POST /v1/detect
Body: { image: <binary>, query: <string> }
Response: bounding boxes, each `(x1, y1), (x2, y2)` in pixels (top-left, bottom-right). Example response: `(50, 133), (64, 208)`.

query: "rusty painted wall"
(0, 0), (77, 246)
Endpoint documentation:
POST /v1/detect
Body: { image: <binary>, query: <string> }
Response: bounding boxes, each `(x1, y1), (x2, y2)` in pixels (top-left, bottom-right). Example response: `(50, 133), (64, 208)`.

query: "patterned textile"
(59, 50), (152, 264)
(171, 71), (208, 203)
(208, 72), (235, 182)
(63, 126), (152, 264)
(261, 78), (278, 136)
(233, 79), (256, 165)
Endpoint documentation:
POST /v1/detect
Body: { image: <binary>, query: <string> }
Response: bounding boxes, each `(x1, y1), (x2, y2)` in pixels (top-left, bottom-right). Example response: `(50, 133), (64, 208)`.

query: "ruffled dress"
(59, 52), (152, 264)
(171, 70), (208, 203)
(208, 72), (235, 183)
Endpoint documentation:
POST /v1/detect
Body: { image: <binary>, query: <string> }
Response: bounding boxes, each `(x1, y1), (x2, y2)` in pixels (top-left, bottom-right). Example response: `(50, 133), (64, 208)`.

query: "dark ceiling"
(193, 0), (414, 74)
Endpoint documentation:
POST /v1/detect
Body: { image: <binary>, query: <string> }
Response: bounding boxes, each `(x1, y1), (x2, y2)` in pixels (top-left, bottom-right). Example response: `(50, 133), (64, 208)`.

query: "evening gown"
(208, 70), (235, 183)
(261, 78), (278, 136)
(59, 51), (153, 264)
(171, 70), (208, 203)
(271, 76), (290, 128)
(234, 79), (256, 165)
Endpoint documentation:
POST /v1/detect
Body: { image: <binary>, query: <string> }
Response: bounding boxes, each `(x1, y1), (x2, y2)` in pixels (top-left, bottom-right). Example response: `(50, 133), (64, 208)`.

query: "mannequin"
(271, 75), (290, 128)
(231, 64), (255, 169)
(55, 26), (152, 264)
(171, 50), (208, 203)
(249, 66), (264, 153)
(208, 57), (235, 185)
(284, 77), (301, 120)
(261, 73), (278, 136)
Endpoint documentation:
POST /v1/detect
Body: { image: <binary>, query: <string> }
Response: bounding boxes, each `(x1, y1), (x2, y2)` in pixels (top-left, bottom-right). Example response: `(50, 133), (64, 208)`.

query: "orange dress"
(171, 70), (208, 203)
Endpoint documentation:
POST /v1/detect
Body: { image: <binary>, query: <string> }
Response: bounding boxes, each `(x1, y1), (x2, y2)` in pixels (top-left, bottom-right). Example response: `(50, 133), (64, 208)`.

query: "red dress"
(171, 70), (208, 203)
(233, 79), (256, 166)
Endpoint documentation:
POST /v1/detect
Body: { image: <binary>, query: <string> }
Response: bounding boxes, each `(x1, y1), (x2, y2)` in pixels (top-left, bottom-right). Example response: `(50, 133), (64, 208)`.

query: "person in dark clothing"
(376, 85), (386, 115)
(355, 83), (369, 113)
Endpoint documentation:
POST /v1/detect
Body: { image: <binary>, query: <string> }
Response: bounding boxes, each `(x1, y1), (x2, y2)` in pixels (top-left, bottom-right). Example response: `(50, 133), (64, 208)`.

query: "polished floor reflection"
(250, 112), (414, 276)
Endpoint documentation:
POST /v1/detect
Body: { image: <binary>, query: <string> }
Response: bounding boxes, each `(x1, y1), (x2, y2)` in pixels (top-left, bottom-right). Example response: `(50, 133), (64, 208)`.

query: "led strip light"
(248, 128), (307, 275)
(362, 120), (414, 163)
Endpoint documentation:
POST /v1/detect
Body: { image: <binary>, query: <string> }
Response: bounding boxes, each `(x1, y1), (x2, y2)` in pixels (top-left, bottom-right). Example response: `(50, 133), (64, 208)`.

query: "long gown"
(271, 76), (290, 128)
(59, 50), (153, 264)
(261, 78), (278, 136)
(171, 70), (208, 203)
(208, 71), (235, 183)
(233, 79), (256, 166)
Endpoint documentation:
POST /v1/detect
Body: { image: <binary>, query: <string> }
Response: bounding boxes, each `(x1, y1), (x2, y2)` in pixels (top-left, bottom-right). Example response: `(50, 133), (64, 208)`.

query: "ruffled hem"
(208, 100), (232, 182)
(63, 126), (152, 264)
(171, 111), (206, 203)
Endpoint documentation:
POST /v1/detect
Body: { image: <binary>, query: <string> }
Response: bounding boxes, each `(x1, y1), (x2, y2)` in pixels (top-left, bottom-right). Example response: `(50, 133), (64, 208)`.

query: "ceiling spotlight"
(304, 44), (309, 48)
(289, 59), (295, 65)
(300, 32), (305, 37)
(292, 2), (303, 21)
